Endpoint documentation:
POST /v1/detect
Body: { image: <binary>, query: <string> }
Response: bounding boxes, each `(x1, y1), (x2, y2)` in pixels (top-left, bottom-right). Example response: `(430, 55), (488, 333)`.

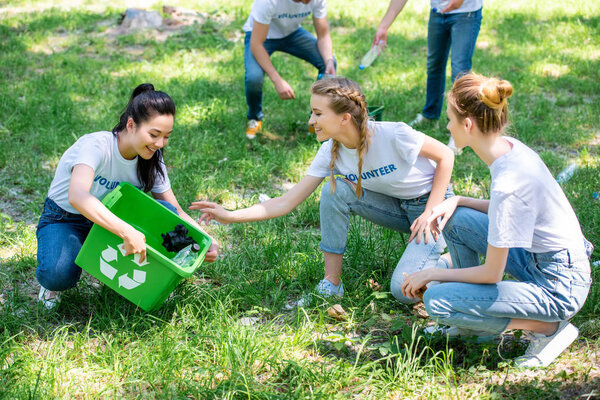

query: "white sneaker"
(38, 286), (61, 310)
(424, 324), (496, 343)
(296, 278), (344, 308)
(409, 113), (438, 129)
(513, 321), (579, 368)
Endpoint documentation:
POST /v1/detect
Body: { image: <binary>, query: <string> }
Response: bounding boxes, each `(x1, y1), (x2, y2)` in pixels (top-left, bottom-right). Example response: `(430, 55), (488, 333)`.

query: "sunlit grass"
(1, 0), (599, 397)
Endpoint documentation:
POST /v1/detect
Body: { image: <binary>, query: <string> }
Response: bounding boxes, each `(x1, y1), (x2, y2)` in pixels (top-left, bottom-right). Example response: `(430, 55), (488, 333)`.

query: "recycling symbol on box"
(99, 244), (149, 290)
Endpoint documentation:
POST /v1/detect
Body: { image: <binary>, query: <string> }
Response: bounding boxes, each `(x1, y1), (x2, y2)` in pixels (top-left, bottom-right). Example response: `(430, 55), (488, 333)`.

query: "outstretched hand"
(189, 201), (234, 225)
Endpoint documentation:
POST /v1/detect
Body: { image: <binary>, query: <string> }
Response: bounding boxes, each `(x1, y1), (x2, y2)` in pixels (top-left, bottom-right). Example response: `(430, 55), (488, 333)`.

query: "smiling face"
(308, 94), (346, 142)
(122, 114), (173, 160)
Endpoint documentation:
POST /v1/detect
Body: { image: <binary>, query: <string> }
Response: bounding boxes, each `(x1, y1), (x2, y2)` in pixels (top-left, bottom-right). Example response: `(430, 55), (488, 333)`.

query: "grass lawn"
(1, 0), (599, 398)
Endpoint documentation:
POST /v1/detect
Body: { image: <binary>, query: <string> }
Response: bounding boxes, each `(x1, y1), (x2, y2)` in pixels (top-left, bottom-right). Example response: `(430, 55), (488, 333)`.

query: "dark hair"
(447, 73), (513, 135)
(112, 83), (176, 192)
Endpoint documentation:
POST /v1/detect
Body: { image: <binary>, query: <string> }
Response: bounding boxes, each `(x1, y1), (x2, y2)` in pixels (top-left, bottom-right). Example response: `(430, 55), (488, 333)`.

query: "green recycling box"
(75, 182), (212, 311)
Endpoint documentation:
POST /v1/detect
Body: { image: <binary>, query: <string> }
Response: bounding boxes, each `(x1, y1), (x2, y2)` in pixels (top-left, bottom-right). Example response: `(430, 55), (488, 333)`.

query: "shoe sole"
(515, 323), (579, 368)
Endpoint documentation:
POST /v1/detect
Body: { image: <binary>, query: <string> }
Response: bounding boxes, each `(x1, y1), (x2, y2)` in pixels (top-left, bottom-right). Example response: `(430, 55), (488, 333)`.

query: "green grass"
(1, 0), (599, 398)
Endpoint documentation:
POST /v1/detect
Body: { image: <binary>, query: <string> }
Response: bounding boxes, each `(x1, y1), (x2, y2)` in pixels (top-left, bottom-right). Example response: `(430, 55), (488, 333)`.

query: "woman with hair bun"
(36, 83), (218, 310)
(401, 73), (592, 368)
(192, 76), (454, 307)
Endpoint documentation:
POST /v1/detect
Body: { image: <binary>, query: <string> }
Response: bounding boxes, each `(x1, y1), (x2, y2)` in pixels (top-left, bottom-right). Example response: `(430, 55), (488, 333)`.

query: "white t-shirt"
(487, 137), (585, 254)
(47, 131), (171, 214)
(430, 0), (482, 14)
(242, 0), (327, 39)
(306, 121), (436, 199)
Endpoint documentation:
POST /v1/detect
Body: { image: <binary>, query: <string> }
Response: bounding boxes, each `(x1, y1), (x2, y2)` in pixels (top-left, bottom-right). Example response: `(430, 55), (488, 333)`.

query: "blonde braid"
(331, 87), (370, 198)
(329, 139), (340, 193)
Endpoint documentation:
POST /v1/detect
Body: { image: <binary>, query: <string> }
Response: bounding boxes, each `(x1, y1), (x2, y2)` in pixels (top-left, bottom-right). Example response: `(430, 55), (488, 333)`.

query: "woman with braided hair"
(191, 76), (454, 307)
(401, 73), (592, 368)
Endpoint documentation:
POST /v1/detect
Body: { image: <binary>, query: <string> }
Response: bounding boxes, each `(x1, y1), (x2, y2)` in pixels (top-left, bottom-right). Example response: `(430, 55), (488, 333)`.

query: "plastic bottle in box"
(172, 243), (201, 267)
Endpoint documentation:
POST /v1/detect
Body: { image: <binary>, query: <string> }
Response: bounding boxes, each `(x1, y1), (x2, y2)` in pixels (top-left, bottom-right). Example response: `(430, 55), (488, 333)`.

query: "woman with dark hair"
(36, 83), (218, 309)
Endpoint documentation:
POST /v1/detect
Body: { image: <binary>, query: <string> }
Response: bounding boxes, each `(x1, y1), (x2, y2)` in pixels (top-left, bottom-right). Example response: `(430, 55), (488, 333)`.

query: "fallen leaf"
(327, 304), (347, 321)
(367, 278), (382, 291)
(412, 302), (429, 319)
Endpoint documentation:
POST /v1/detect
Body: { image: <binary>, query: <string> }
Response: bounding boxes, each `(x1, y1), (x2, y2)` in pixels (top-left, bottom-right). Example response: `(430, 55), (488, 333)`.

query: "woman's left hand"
(401, 270), (432, 299)
(409, 210), (436, 244)
(203, 241), (219, 263)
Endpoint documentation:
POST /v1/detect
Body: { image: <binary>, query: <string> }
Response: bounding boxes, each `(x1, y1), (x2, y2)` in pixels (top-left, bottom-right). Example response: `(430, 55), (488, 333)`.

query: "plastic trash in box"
(75, 182), (212, 311)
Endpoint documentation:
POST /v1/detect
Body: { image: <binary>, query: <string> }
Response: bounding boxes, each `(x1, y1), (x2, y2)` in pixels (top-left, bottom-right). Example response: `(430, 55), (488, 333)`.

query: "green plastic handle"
(102, 184), (124, 208)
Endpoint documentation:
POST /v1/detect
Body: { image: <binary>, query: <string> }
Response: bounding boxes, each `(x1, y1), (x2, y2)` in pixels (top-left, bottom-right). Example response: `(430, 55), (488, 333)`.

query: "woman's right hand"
(122, 226), (147, 263)
(189, 201), (234, 225)
(372, 28), (388, 49)
(427, 196), (460, 235)
(274, 78), (295, 100)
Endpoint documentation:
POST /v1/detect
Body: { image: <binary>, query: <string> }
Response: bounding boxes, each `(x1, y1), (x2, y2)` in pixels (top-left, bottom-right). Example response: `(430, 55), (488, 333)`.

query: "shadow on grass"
(488, 377), (600, 400)
(0, 5), (599, 396)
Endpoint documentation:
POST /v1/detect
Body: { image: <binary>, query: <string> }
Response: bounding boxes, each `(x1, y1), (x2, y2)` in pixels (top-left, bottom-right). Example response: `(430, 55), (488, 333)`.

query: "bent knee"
(36, 262), (81, 291)
(245, 73), (264, 89)
(422, 285), (452, 321)
(442, 206), (480, 239)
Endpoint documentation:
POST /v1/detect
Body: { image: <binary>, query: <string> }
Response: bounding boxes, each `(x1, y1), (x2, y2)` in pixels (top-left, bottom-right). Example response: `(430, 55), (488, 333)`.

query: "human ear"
(340, 112), (352, 126)
(126, 117), (136, 133)
(464, 116), (473, 132)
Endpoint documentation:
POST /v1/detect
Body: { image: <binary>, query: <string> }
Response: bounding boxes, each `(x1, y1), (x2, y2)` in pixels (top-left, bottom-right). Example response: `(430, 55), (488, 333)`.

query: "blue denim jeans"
(244, 27), (337, 121)
(424, 206), (592, 334)
(422, 8), (482, 120)
(319, 178), (453, 304)
(36, 197), (178, 291)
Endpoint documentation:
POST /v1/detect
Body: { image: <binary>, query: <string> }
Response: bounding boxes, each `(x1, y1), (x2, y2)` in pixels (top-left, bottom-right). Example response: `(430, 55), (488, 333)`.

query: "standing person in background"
(192, 77), (454, 308)
(243, 0), (336, 139)
(36, 84), (219, 310)
(401, 73), (593, 368)
(373, 0), (482, 128)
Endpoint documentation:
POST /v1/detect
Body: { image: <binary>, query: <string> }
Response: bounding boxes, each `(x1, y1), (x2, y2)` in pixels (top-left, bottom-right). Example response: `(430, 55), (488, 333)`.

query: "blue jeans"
(424, 207), (592, 334)
(422, 8), (482, 120)
(319, 178), (453, 304)
(36, 197), (178, 291)
(244, 27), (336, 121)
